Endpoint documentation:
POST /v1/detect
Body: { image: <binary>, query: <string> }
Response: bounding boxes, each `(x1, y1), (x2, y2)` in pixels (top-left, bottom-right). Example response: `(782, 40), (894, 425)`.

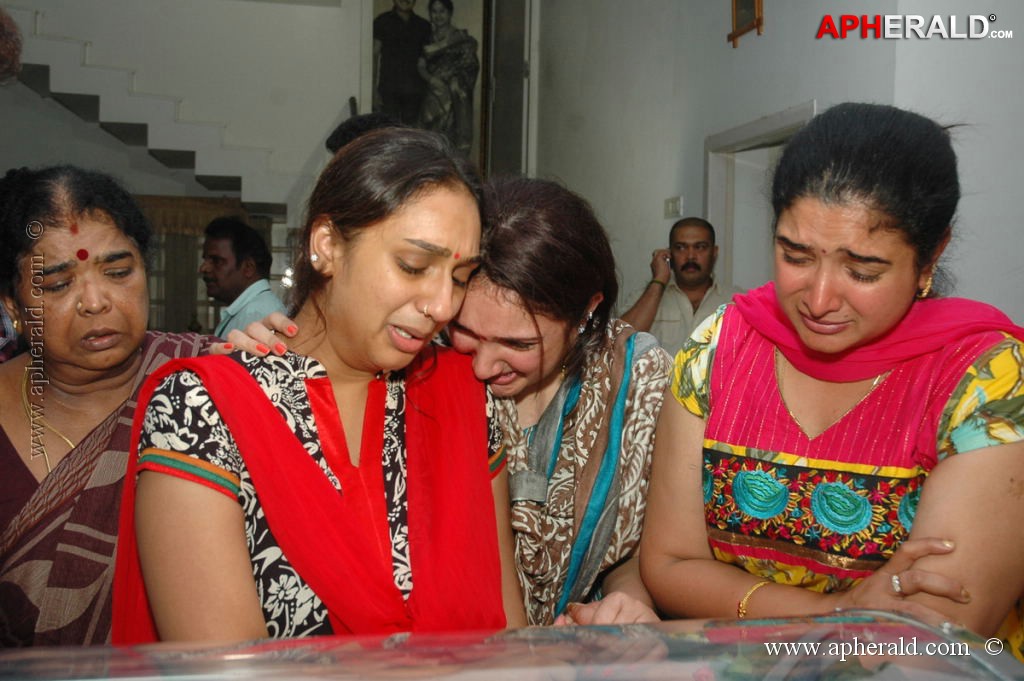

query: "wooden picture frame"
(369, 0), (491, 171)
(728, 0), (763, 48)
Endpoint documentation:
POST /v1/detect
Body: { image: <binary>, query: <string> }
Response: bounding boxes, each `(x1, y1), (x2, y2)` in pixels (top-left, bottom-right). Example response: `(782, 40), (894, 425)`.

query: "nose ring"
(76, 301), (83, 312)
(422, 304), (431, 318)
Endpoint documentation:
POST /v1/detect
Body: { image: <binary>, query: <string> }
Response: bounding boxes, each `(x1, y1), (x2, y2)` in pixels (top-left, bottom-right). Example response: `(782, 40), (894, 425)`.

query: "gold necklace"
(774, 350), (887, 436)
(21, 368), (76, 473)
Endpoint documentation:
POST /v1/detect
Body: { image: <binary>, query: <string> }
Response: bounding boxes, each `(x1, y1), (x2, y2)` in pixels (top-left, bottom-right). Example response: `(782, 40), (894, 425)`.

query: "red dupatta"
(733, 282), (1024, 382)
(112, 351), (505, 643)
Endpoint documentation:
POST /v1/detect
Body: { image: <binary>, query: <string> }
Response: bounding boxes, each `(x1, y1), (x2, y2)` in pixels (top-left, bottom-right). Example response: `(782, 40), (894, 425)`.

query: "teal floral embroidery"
(705, 449), (918, 560)
(897, 487), (919, 531)
(703, 468), (714, 504)
(811, 482), (872, 535)
(733, 470), (788, 520)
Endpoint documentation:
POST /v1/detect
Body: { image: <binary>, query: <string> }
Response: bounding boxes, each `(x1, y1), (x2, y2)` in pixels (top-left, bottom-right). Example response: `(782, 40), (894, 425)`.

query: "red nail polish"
(256, 343), (270, 354)
(286, 325), (298, 335)
(274, 342), (287, 355)
(222, 343), (234, 351)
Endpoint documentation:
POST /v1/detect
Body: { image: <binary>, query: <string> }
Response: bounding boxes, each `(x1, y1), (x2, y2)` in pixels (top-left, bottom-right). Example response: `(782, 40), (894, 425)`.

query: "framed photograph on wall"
(728, 0), (763, 48)
(370, 0), (491, 170)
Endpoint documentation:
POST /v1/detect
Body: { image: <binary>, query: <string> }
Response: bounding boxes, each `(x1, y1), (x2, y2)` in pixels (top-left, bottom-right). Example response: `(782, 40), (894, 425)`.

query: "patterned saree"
(0, 332), (209, 646)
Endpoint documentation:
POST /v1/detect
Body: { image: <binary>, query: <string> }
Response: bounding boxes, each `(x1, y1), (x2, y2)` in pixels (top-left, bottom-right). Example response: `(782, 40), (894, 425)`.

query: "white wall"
(731, 145), (781, 292)
(892, 0), (1024, 318)
(5, 0), (365, 218)
(536, 0), (1024, 322)
(536, 1), (710, 306)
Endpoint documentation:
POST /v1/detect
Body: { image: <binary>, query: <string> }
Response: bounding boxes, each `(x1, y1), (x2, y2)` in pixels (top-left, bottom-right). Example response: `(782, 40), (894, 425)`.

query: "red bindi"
(76, 249), (89, 261)
(454, 252), (460, 260)
(69, 222), (79, 235)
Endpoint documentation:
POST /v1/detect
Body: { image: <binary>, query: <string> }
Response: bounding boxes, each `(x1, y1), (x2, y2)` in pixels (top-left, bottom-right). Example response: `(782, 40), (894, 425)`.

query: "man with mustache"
(622, 217), (742, 351)
(200, 217), (285, 338)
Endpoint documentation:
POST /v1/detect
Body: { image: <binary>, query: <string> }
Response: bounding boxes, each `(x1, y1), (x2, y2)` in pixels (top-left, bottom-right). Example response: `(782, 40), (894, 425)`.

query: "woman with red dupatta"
(641, 103), (1024, 662)
(112, 128), (526, 642)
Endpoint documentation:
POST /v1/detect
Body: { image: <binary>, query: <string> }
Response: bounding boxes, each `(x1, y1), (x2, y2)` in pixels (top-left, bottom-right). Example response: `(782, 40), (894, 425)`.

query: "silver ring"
(891, 573), (903, 596)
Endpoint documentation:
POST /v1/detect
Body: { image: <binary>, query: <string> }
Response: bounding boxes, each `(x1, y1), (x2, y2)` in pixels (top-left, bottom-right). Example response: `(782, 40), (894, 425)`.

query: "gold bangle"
(648, 279), (667, 290)
(736, 580), (771, 619)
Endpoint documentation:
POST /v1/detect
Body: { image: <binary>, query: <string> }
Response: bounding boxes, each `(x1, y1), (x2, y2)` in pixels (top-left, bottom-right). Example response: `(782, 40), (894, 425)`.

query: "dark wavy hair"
(289, 127), (483, 318)
(325, 112), (401, 154)
(772, 102), (958, 278)
(479, 176), (618, 379)
(429, 0), (455, 15)
(0, 165), (151, 302)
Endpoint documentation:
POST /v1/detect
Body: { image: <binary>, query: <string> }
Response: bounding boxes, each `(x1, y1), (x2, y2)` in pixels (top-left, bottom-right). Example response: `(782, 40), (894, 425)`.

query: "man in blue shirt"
(200, 217), (286, 338)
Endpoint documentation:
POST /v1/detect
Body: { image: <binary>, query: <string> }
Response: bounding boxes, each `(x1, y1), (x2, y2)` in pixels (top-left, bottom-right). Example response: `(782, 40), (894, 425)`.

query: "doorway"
(487, 0), (528, 175)
(704, 101), (816, 289)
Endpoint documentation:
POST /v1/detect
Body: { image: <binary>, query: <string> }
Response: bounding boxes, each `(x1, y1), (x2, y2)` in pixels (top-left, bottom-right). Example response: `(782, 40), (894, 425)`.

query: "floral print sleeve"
(937, 335), (1024, 460)
(137, 370), (245, 500)
(671, 304), (727, 418)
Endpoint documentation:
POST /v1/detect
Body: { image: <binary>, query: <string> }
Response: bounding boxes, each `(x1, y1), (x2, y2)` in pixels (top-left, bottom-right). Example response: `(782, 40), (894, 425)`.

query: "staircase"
(8, 4), (293, 221)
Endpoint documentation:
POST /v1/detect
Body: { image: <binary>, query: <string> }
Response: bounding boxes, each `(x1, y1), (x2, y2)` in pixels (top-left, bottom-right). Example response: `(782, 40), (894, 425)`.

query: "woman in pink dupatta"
(641, 103), (1024, 662)
(0, 166), (212, 645)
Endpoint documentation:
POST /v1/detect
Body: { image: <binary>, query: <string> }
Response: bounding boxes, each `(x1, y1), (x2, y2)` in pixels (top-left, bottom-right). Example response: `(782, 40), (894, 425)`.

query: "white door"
(704, 101), (817, 291)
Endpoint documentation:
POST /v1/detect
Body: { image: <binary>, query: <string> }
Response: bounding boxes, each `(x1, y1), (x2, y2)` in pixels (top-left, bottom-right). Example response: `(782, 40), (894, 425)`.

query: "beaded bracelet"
(736, 580), (770, 619)
(648, 279), (667, 290)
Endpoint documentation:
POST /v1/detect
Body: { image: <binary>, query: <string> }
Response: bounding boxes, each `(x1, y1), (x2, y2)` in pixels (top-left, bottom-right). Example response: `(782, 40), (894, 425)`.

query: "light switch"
(663, 195), (684, 219)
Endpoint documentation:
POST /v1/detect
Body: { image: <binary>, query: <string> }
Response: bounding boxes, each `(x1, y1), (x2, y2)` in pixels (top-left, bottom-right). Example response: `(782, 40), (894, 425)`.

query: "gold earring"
(10, 316), (21, 335)
(917, 274), (934, 299)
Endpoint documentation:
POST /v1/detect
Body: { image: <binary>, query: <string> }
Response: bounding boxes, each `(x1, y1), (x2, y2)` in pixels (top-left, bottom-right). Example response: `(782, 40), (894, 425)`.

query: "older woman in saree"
(0, 166), (211, 645)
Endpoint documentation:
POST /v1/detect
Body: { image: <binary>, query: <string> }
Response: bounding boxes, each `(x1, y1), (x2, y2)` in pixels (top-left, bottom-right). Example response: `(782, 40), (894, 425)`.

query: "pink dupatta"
(733, 283), (1024, 382)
